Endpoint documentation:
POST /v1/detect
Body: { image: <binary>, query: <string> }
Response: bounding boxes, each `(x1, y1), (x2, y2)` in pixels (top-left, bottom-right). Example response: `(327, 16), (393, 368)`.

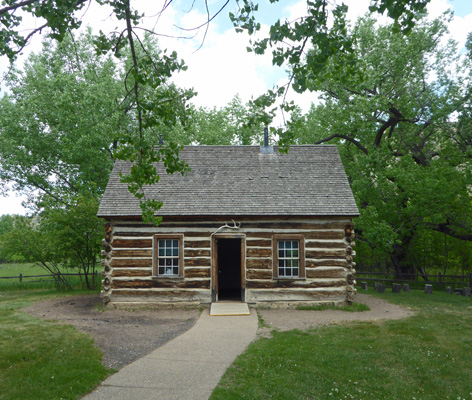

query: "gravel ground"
(22, 295), (199, 370)
(22, 293), (413, 370)
(256, 293), (414, 337)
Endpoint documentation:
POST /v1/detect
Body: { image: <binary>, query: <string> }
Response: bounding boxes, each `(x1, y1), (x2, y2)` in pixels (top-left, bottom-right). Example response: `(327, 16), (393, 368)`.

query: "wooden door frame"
(211, 233), (246, 302)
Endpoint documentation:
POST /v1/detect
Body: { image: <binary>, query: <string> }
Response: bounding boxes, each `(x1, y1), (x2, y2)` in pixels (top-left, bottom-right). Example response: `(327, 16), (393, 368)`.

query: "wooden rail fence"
(356, 271), (472, 289)
(0, 271), (98, 284)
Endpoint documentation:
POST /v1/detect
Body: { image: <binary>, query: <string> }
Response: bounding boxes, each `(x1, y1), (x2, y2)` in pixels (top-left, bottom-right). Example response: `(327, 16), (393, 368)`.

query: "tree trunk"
(390, 242), (429, 282)
(390, 242), (415, 280)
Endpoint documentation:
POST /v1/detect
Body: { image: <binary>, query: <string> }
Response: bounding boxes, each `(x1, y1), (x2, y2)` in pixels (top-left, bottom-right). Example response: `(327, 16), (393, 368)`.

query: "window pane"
(173, 267), (179, 275)
(166, 239), (172, 247)
(158, 267), (165, 275)
(159, 259), (165, 266)
(159, 248), (164, 256)
(172, 240), (178, 247)
(159, 239), (165, 247)
(276, 238), (302, 278)
(173, 248), (179, 256)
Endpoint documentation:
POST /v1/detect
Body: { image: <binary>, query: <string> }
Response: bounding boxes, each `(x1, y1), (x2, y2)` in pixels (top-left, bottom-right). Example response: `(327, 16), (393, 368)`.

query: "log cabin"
(97, 144), (359, 306)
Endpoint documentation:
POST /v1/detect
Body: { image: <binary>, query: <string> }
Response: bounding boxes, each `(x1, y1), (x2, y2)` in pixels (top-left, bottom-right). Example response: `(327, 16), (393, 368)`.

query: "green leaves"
(284, 14), (472, 274)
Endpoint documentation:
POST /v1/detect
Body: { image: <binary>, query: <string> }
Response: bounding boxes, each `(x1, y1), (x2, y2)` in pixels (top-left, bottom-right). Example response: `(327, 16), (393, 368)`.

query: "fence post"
(438, 272), (442, 290)
(19, 273), (22, 283)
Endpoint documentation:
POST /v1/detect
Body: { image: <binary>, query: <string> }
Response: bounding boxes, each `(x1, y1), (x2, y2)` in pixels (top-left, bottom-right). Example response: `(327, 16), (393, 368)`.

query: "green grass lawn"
(0, 263), (99, 290)
(211, 289), (472, 400)
(0, 262), (43, 277)
(0, 290), (110, 400)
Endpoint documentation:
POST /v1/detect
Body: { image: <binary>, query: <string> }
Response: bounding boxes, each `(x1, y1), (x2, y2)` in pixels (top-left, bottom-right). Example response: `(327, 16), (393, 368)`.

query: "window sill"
(273, 277), (306, 281)
(152, 275), (184, 280)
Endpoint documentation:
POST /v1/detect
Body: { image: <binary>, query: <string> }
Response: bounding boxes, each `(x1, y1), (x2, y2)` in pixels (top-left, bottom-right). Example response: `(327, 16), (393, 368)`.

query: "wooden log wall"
(100, 217), (356, 305)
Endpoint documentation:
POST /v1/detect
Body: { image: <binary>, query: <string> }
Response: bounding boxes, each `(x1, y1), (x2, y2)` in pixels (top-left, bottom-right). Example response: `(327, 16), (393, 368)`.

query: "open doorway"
(216, 238), (243, 301)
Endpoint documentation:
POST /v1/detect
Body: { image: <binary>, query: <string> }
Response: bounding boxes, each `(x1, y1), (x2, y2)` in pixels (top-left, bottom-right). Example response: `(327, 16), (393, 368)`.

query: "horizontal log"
(184, 268), (211, 278)
(184, 258), (211, 267)
(306, 268), (347, 279)
(246, 222), (347, 230)
(247, 269), (273, 280)
(112, 239), (152, 248)
(305, 241), (346, 249)
(113, 221), (348, 230)
(111, 289), (210, 302)
(246, 288), (346, 302)
(184, 240), (211, 249)
(245, 232), (273, 238)
(306, 250), (346, 259)
(112, 230), (212, 238)
(112, 278), (210, 289)
(113, 249), (153, 257)
(306, 260), (347, 268)
(246, 258), (272, 269)
(182, 231), (212, 237)
(304, 231), (345, 240)
(246, 239), (272, 247)
(246, 279), (346, 289)
(112, 269), (152, 277)
(247, 248), (272, 258)
(110, 259), (152, 268)
(184, 249), (211, 257)
(112, 231), (153, 237)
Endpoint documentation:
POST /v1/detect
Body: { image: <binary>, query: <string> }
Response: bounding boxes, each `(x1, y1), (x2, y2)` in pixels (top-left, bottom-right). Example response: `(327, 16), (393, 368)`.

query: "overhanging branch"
(314, 133), (368, 154)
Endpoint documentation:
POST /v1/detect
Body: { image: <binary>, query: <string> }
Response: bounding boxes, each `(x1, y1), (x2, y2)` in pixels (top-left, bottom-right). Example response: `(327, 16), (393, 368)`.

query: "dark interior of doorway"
(217, 238), (242, 301)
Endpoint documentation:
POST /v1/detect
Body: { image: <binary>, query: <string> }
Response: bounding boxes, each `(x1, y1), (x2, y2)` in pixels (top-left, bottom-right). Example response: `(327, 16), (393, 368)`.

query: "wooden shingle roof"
(97, 145), (359, 217)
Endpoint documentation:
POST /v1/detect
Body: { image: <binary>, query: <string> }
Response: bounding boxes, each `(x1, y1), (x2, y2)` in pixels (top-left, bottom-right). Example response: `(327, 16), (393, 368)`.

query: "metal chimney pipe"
(260, 126), (274, 154)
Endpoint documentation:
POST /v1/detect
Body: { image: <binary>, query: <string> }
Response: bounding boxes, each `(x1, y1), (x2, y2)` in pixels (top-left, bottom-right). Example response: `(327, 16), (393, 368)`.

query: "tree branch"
(0, 0), (37, 15)
(314, 133), (368, 154)
(430, 223), (472, 241)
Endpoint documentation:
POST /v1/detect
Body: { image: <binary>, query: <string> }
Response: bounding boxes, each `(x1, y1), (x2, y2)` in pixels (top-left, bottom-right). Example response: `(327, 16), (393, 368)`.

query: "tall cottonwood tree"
(284, 15), (472, 277)
(0, 0), (432, 221)
(0, 31), (128, 286)
(0, 30), (125, 205)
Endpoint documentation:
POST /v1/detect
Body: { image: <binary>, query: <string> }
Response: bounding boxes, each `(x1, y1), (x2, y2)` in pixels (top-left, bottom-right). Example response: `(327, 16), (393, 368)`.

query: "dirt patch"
(22, 293), (413, 369)
(256, 293), (414, 337)
(22, 295), (199, 370)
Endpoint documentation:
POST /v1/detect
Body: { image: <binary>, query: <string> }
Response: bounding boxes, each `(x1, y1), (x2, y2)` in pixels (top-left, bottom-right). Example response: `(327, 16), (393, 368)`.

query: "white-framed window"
(153, 234), (183, 277)
(277, 240), (300, 277)
(273, 234), (305, 279)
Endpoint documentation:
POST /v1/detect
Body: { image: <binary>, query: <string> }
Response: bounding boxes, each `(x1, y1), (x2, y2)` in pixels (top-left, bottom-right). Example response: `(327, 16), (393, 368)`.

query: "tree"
(0, 215), (74, 289)
(0, 31), (130, 285)
(0, 30), (126, 207)
(187, 95), (267, 145)
(284, 15), (472, 277)
(0, 0), (433, 221)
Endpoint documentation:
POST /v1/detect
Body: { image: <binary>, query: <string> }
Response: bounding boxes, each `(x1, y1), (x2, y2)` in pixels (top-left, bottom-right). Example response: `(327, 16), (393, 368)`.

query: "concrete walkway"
(83, 308), (258, 400)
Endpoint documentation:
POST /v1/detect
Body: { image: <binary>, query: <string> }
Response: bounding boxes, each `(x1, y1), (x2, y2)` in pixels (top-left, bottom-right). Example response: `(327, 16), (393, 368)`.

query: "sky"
(1, 0), (471, 215)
